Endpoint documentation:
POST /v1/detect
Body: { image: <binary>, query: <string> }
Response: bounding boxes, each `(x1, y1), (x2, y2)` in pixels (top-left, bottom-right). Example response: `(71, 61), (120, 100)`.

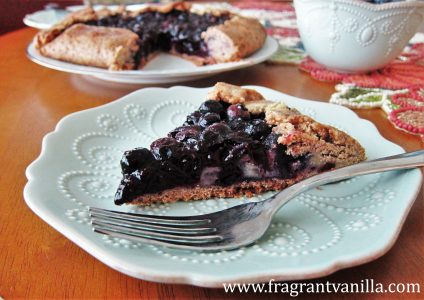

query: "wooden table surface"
(0, 28), (423, 299)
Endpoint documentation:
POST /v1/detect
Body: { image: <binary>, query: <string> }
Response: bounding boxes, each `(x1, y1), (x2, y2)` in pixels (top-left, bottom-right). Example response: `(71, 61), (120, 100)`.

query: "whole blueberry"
(244, 119), (271, 140)
(198, 112), (221, 127)
(184, 110), (202, 125)
(227, 104), (250, 121)
(200, 123), (229, 147)
(150, 137), (181, 160)
(198, 100), (224, 114)
(168, 125), (202, 141)
(206, 122), (232, 136)
(120, 147), (156, 174)
(228, 117), (248, 131)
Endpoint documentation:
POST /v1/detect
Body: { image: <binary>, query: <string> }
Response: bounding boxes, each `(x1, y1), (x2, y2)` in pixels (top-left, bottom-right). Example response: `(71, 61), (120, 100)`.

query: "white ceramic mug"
(294, 0), (424, 73)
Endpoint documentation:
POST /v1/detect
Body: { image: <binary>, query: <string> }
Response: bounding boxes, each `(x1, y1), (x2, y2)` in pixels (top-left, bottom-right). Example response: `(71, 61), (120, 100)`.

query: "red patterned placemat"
(299, 45), (424, 90)
(299, 43), (424, 137)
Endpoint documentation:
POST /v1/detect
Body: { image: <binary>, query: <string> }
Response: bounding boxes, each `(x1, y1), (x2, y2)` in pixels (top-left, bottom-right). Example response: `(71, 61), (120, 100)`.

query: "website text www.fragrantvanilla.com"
(223, 279), (421, 297)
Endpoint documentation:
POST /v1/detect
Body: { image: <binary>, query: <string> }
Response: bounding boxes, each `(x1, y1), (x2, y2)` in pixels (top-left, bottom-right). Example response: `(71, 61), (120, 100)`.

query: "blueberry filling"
(114, 100), (322, 205)
(85, 9), (229, 68)
(363, 0), (402, 4)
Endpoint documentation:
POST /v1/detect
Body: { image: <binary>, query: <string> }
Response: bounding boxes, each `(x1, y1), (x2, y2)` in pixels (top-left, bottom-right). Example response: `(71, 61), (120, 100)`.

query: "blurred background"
(1, 0), (80, 34)
(0, 0), (284, 35)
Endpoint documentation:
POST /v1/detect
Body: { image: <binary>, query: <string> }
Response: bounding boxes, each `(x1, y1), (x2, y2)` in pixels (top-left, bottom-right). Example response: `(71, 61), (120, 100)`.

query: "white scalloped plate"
(24, 86), (422, 287)
(26, 37), (278, 84)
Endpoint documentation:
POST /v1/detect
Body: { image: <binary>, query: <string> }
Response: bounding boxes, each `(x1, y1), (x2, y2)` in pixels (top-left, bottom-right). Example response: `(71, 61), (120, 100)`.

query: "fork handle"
(269, 150), (424, 212)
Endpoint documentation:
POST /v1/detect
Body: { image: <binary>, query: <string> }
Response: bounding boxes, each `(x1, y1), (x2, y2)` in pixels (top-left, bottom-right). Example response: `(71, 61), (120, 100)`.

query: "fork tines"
(89, 207), (222, 247)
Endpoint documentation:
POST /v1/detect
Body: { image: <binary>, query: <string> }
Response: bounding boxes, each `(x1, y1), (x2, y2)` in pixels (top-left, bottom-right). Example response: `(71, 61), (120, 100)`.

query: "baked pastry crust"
(35, 7), (97, 48)
(130, 178), (298, 205)
(34, 2), (266, 70)
(116, 82), (366, 205)
(39, 24), (139, 70)
(202, 16), (267, 63)
(207, 82), (265, 103)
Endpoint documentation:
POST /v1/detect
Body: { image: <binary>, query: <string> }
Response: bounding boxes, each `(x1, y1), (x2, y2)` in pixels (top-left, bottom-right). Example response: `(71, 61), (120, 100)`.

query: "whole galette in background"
(34, 2), (267, 70)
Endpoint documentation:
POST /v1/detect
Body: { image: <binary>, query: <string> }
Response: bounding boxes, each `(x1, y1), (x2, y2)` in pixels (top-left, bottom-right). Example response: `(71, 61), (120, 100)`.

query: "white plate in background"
(27, 36), (278, 84)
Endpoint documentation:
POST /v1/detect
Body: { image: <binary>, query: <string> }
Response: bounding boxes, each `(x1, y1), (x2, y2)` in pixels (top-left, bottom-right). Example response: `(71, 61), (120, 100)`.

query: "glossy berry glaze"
(364, 0), (401, 3)
(115, 100), (315, 205)
(86, 9), (229, 68)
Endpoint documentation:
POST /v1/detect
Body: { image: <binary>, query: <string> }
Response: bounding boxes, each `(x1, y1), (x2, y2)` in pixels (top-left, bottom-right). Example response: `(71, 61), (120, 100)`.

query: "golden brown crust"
(95, 6), (124, 19)
(207, 82), (265, 104)
(273, 115), (366, 168)
(35, 7), (97, 48)
(35, 6), (129, 49)
(38, 24), (139, 70)
(202, 16), (267, 63)
(129, 178), (299, 205)
(243, 100), (275, 114)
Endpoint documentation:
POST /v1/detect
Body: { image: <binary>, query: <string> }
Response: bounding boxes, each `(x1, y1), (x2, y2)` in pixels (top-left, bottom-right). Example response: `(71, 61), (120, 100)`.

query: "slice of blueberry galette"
(34, 2), (266, 70)
(114, 83), (366, 205)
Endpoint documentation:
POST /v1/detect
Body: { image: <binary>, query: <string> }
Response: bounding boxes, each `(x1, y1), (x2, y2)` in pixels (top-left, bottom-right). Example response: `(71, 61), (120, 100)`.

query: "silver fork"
(89, 150), (424, 251)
